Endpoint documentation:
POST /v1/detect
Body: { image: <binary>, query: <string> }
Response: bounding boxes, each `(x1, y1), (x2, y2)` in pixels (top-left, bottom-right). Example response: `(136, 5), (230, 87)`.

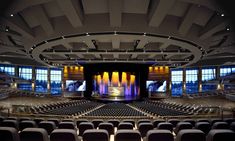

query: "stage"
(91, 94), (140, 102)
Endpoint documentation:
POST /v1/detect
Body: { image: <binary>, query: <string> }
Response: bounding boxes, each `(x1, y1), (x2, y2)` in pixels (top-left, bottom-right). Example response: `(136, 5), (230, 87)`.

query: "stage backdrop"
(92, 71), (138, 97)
(83, 63), (149, 98)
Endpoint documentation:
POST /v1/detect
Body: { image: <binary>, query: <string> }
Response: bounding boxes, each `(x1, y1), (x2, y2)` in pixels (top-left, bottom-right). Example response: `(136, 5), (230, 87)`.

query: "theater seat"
(19, 120), (37, 131)
(1, 120), (19, 130)
(115, 130), (141, 141)
(50, 129), (81, 141)
(92, 119), (104, 129)
(168, 119), (180, 127)
(78, 122), (94, 136)
(152, 119), (165, 128)
(230, 122), (235, 132)
(195, 122), (211, 135)
(117, 122), (133, 130)
(98, 122), (114, 135)
(38, 121), (56, 135)
(138, 122), (153, 137)
(107, 119), (120, 127)
(76, 119), (89, 127)
(83, 129), (109, 141)
(146, 130), (174, 141)
(58, 122), (76, 130)
(212, 122), (229, 129)
(206, 129), (235, 141)
(122, 119), (135, 127)
(176, 129), (206, 141)
(174, 122), (193, 134)
(20, 128), (48, 141)
(157, 122), (173, 132)
(0, 127), (20, 141)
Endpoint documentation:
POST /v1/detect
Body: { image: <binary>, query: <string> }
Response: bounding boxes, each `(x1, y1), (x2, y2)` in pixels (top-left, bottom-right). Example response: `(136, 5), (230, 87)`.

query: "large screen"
(65, 80), (86, 92)
(146, 80), (166, 92)
(108, 87), (124, 96)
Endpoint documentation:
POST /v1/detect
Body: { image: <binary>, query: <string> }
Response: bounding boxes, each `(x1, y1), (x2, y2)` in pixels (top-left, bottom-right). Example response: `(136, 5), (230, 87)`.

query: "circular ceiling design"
(31, 32), (202, 67)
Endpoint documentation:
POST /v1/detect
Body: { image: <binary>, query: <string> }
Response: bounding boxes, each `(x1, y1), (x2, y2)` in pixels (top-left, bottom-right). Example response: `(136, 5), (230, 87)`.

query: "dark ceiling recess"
(0, 0), (14, 16)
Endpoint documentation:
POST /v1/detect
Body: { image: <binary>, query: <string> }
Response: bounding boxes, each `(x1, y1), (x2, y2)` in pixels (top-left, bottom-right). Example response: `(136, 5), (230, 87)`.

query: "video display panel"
(65, 80), (86, 92)
(146, 80), (166, 92)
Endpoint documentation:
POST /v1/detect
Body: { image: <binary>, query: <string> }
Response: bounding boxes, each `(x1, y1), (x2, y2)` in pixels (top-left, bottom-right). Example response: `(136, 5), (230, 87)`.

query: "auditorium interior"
(1, 0), (235, 141)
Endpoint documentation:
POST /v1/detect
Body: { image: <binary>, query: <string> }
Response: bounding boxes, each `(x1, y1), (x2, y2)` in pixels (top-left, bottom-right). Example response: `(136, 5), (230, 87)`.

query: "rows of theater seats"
(161, 100), (218, 115)
(0, 87), (22, 100)
(30, 100), (103, 115)
(30, 100), (210, 118)
(84, 103), (147, 118)
(0, 116), (235, 141)
(131, 101), (211, 116)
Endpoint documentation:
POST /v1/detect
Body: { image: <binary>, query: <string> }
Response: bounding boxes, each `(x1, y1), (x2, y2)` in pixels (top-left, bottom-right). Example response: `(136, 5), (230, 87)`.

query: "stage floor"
(91, 95), (140, 102)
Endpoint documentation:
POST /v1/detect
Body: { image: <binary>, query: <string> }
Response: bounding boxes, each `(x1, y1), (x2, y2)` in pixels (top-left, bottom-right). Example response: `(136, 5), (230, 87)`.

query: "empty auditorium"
(1, 0), (235, 141)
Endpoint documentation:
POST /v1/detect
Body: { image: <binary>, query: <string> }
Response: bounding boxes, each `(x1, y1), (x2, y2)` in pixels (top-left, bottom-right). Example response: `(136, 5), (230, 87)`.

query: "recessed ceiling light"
(143, 32), (146, 36)
(221, 13), (225, 17)
(10, 14), (14, 17)
(226, 27), (230, 31)
(86, 33), (90, 36)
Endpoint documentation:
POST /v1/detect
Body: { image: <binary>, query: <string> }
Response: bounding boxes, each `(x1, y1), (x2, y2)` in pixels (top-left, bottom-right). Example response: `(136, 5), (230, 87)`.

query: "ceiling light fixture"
(221, 13), (225, 17)
(86, 33), (90, 36)
(143, 32), (146, 36)
(10, 14), (14, 17)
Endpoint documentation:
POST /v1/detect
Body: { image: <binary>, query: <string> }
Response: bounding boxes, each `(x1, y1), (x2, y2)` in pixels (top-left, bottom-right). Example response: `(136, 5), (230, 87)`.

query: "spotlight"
(226, 27), (230, 31)
(10, 14), (14, 17)
(86, 33), (90, 36)
(143, 32), (146, 36)
(5, 26), (9, 32)
(221, 13), (225, 17)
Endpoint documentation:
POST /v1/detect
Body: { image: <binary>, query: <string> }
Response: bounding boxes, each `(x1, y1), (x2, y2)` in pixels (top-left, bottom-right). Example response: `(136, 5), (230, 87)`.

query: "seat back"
(92, 119), (104, 129)
(168, 119), (180, 127)
(38, 121), (56, 135)
(83, 129), (109, 141)
(122, 120), (135, 127)
(50, 129), (80, 141)
(1, 120), (19, 130)
(78, 122), (94, 136)
(58, 122), (76, 130)
(0, 127), (20, 141)
(176, 129), (205, 141)
(107, 119), (120, 127)
(47, 118), (60, 127)
(115, 130), (141, 141)
(98, 122), (114, 135)
(174, 122), (193, 134)
(76, 119), (89, 127)
(212, 122), (229, 129)
(138, 123), (154, 137)
(195, 122), (211, 135)
(230, 122), (235, 132)
(137, 119), (151, 126)
(117, 122), (133, 130)
(157, 122), (173, 132)
(206, 129), (235, 141)
(153, 119), (165, 128)
(19, 120), (36, 131)
(20, 128), (48, 141)
(146, 130), (174, 141)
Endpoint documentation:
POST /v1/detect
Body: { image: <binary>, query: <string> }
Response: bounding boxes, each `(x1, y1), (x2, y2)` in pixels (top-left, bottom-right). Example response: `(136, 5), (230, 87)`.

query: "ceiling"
(0, 0), (235, 68)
